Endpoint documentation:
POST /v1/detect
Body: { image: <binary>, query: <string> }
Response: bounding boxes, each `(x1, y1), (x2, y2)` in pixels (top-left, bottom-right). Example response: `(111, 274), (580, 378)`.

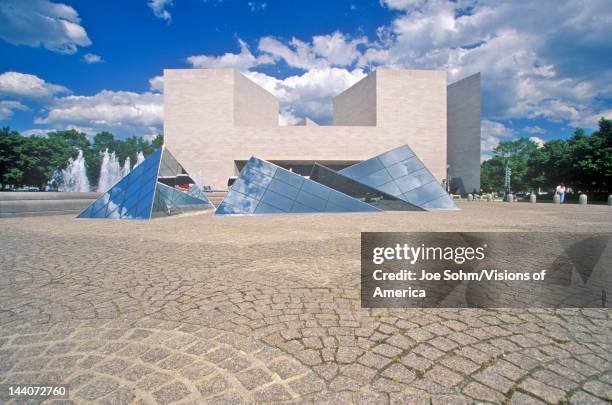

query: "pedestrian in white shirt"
(556, 183), (566, 203)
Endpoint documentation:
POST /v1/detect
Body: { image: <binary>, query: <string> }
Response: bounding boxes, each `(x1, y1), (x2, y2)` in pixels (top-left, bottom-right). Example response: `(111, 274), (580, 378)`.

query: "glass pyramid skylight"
(77, 146), (212, 220)
(309, 163), (423, 211)
(215, 157), (381, 215)
(339, 145), (458, 210)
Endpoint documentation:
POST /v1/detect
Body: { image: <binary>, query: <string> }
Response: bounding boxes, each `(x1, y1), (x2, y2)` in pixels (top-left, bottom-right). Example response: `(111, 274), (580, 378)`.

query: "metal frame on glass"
(339, 145), (458, 210)
(215, 157), (381, 215)
(77, 146), (213, 220)
(309, 163), (423, 211)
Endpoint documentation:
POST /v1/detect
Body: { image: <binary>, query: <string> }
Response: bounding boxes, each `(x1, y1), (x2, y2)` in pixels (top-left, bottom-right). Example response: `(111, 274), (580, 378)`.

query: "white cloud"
(481, 119), (514, 155)
(278, 110), (301, 126)
(373, 0), (612, 128)
(22, 128), (51, 137)
(149, 75), (164, 93)
(187, 39), (273, 70)
(571, 109), (612, 130)
(523, 125), (546, 134)
(34, 90), (163, 137)
(0, 100), (28, 120)
(245, 67), (366, 124)
(0, 0), (91, 54)
(379, 0), (426, 10)
(83, 53), (103, 64)
(181, 0), (609, 130)
(257, 32), (366, 70)
(148, 0), (173, 23)
(0, 72), (69, 100)
(529, 136), (545, 148)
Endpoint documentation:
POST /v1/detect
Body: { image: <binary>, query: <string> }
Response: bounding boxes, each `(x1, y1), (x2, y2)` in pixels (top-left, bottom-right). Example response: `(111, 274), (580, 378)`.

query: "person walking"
(556, 182), (566, 203)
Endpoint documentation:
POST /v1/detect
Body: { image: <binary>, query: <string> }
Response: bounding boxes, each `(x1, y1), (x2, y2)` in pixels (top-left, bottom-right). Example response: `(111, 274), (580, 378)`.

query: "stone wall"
(447, 73), (481, 195)
(165, 68), (466, 189)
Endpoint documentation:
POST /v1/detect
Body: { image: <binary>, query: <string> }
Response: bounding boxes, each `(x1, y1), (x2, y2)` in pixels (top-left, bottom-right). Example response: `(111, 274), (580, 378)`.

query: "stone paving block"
(532, 369), (578, 391)
(463, 381), (505, 403)
(359, 351), (392, 369)
(269, 358), (307, 379)
(252, 383), (293, 401)
(96, 358), (130, 375)
(569, 390), (609, 404)
(401, 352), (432, 373)
(439, 355), (479, 375)
(519, 377), (566, 403)
(77, 377), (120, 400)
(381, 363), (416, 385)
(139, 372), (173, 391)
(389, 392), (430, 405)
(180, 361), (214, 381)
(99, 387), (136, 405)
(236, 367), (273, 391)
(431, 394), (471, 405)
(293, 348), (322, 366)
(412, 343), (445, 360)
(510, 391), (547, 405)
(288, 373), (326, 395)
(475, 368), (514, 393)
(352, 391), (387, 405)
(582, 380), (611, 400)
(197, 375), (230, 397)
(340, 363), (377, 382)
(140, 347), (171, 363)
(121, 364), (154, 382)
(153, 382), (192, 404)
(329, 375), (363, 391)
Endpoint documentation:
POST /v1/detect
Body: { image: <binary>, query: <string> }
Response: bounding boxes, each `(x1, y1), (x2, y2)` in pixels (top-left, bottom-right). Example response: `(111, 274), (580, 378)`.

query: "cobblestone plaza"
(1, 203), (610, 404)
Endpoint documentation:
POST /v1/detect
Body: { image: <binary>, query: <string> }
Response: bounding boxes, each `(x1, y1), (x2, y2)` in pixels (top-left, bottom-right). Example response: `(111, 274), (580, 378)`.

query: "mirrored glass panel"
(339, 144), (458, 210)
(215, 157), (380, 215)
(77, 147), (162, 220)
(309, 164), (422, 211)
(78, 146), (213, 220)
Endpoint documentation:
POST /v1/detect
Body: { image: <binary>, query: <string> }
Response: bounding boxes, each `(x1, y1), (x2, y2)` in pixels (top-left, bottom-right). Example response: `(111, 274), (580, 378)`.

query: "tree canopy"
(480, 118), (611, 194)
(0, 128), (163, 190)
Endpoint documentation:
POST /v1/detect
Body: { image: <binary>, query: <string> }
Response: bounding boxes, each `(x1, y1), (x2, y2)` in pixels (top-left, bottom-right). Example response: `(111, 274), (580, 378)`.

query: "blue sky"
(0, 0), (611, 160)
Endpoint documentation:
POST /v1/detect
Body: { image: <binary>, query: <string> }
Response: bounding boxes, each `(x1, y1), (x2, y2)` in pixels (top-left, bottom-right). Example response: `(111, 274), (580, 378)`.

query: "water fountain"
(122, 156), (131, 177)
(135, 151), (145, 167)
(56, 150), (91, 192)
(97, 149), (122, 192)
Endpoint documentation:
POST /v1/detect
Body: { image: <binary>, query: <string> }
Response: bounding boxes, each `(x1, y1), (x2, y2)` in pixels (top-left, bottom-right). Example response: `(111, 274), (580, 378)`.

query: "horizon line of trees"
(480, 118), (611, 195)
(1, 119), (610, 193)
(0, 128), (163, 190)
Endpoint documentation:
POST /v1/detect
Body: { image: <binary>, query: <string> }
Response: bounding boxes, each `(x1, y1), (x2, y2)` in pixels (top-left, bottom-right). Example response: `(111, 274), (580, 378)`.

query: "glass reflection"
(339, 144), (458, 211)
(216, 157), (381, 216)
(78, 146), (212, 220)
(310, 164), (420, 211)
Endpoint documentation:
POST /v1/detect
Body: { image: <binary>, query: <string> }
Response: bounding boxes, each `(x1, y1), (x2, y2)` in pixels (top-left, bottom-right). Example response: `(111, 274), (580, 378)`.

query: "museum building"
(78, 68), (480, 219)
(163, 68), (481, 195)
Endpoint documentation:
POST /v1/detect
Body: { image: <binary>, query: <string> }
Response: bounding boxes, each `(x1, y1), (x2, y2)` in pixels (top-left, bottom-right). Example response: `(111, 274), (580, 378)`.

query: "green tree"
(483, 138), (541, 192)
(480, 118), (612, 195)
(0, 127), (25, 189)
(480, 157), (504, 192)
(566, 119), (611, 192)
(19, 136), (74, 190)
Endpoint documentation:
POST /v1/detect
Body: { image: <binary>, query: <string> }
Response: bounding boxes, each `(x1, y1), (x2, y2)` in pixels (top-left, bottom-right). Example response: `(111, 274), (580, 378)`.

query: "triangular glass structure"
(77, 146), (212, 220)
(215, 157), (381, 215)
(339, 145), (458, 210)
(309, 163), (423, 211)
